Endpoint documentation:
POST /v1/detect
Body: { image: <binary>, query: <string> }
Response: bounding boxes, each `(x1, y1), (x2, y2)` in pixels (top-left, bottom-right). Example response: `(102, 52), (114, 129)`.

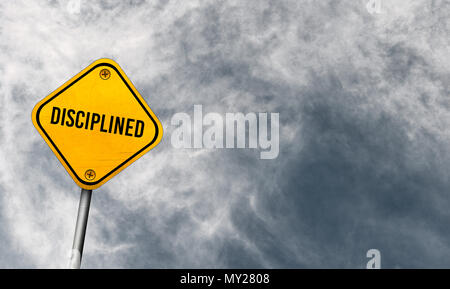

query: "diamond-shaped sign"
(32, 59), (163, 190)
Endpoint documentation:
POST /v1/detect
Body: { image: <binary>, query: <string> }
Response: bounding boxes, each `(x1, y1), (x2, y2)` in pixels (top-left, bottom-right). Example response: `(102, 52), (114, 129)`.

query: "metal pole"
(68, 189), (92, 269)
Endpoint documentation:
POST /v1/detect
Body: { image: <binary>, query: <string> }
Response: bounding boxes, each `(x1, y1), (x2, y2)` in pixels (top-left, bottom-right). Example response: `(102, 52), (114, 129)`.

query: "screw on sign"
(84, 169), (96, 181)
(31, 59), (163, 268)
(99, 69), (110, 80)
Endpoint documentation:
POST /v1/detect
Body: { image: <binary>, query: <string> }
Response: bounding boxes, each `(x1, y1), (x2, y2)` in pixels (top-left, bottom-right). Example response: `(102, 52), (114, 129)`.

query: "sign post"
(31, 59), (163, 268)
(69, 189), (92, 269)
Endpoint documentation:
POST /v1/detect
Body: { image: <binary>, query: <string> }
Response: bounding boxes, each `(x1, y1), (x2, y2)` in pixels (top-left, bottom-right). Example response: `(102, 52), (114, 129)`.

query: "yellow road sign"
(32, 59), (163, 190)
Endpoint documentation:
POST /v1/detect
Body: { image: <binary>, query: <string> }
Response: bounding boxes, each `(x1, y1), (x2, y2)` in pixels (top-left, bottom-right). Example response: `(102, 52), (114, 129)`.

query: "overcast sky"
(0, 0), (449, 268)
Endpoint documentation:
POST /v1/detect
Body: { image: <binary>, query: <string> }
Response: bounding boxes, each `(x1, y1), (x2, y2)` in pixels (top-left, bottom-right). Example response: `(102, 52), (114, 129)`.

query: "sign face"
(32, 59), (163, 190)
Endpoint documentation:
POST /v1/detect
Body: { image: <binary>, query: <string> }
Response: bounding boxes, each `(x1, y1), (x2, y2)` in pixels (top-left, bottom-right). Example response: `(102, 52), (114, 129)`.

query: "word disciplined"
(48, 106), (145, 138)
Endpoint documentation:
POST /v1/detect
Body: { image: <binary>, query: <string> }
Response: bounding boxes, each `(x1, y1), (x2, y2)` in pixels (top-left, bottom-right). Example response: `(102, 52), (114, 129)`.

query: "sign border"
(32, 59), (162, 189)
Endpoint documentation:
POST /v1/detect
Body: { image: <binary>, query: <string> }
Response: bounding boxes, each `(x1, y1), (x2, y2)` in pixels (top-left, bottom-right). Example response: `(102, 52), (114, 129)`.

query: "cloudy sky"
(0, 0), (449, 268)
